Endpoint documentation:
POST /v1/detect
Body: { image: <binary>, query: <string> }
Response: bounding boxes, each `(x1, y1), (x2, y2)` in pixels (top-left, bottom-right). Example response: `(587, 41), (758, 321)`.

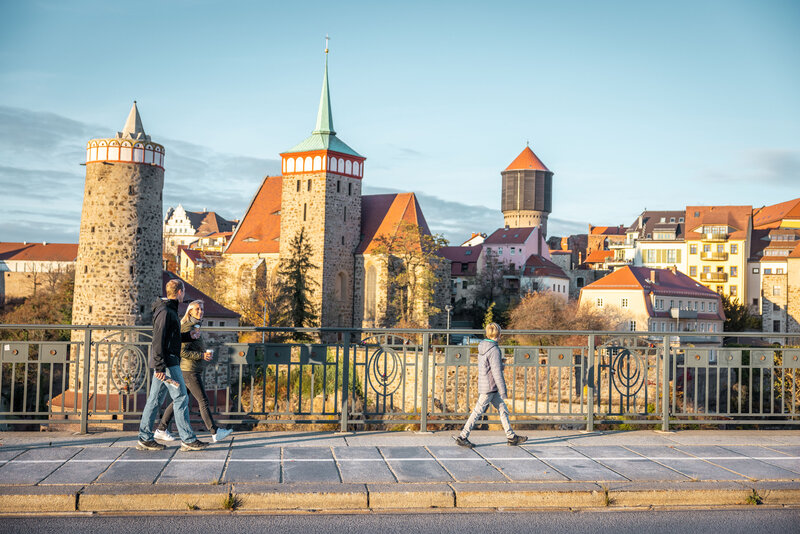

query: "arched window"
(353, 162), (359, 176)
(304, 156), (312, 171)
(313, 155), (322, 170)
(338, 159), (345, 173)
(365, 264), (377, 320)
(296, 157), (303, 172)
(335, 272), (347, 300)
(345, 160), (352, 175)
(331, 157), (338, 172)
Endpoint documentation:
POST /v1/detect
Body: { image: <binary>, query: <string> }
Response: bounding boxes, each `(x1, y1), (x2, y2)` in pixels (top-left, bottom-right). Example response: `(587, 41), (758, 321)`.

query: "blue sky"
(1, 0), (798, 244)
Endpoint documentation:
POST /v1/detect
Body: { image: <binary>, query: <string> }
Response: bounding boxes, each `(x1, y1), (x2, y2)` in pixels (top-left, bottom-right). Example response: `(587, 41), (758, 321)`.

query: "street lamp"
(445, 304), (453, 346)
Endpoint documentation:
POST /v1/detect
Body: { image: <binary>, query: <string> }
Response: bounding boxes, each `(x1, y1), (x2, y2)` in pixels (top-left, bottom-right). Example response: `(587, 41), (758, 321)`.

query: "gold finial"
(325, 34), (329, 54)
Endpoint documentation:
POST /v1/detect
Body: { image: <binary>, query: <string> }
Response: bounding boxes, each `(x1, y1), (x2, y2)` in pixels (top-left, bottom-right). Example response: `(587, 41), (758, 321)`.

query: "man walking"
(137, 279), (208, 451)
(455, 323), (527, 448)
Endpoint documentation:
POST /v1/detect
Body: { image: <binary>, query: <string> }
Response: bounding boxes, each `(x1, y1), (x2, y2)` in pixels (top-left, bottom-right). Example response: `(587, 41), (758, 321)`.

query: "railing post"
(586, 334), (595, 432)
(80, 326), (92, 434)
(420, 332), (430, 432)
(339, 330), (350, 433)
(661, 334), (670, 432)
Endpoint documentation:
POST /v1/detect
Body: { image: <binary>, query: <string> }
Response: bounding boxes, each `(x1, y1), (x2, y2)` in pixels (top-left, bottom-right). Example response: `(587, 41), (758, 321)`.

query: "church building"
(219, 49), (449, 328)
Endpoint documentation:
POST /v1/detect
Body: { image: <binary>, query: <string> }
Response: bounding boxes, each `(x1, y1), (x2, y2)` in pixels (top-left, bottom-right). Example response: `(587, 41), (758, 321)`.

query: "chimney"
(650, 270), (658, 283)
(42, 241), (47, 246)
(670, 265), (677, 274)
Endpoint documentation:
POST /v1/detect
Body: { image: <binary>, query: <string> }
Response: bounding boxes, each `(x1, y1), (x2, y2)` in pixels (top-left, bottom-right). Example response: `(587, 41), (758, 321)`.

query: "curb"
(1, 483), (799, 513)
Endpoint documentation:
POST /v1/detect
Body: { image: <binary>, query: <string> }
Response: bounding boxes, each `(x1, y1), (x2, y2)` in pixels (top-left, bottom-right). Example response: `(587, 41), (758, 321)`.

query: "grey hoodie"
(476, 339), (508, 398)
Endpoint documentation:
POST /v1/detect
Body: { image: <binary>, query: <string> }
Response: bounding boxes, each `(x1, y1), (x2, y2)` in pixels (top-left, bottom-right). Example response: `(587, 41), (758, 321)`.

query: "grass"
(186, 502), (199, 511)
(209, 478), (220, 485)
(601, 484), (614, 507)
(222, 493), (241, 511)
(745, 488), (763, 505)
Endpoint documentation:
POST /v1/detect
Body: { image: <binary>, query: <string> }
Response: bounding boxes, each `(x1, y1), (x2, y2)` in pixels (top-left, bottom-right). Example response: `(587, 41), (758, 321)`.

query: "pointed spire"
(121, 101), (146, 138)
(313, 44), (335, 135)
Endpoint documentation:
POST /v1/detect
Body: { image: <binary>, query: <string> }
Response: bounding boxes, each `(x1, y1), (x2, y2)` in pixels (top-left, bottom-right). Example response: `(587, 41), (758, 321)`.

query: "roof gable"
(224, 176), (282, 254)
(753, 198), (800, 229)
(357, 193), (432, 254)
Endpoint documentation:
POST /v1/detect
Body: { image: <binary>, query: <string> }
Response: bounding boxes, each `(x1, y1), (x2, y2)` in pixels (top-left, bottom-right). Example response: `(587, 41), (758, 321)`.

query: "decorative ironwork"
(366, 345), (404, 396)
(610, 348), (645, 397)
(109, 345), (148, 394)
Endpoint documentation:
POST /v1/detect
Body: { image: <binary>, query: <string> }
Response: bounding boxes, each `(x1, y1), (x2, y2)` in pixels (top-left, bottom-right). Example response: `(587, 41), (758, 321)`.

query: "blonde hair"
(485, 322), (501, 340)
(165, 279), (184, 299)
(181, 300), (204, 323)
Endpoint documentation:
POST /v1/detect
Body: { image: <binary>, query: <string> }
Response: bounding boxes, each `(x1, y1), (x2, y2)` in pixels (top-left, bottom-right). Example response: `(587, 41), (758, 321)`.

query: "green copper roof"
(283, 53), (363, 158)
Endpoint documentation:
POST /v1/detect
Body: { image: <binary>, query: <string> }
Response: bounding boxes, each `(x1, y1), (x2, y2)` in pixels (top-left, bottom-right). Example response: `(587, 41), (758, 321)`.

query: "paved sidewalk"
(1, 430), (799, 513)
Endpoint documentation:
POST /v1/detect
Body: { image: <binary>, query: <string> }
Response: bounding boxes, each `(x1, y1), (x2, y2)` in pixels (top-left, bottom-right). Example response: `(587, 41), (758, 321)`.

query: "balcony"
(700, 272), (728, 283)
(700, 251), (728, 261)
(670, 308), (698, 319)
(702, 232), (728, 242)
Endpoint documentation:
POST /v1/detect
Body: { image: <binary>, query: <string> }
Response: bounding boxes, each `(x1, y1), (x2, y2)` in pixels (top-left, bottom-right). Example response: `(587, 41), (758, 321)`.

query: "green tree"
(721, 294), (761, 332)
(372, 221), (448, 327)
(278, 228), (318, 330)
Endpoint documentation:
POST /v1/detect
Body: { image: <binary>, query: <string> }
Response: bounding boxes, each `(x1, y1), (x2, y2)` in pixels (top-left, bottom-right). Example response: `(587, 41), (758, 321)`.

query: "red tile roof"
(357, 193), (432, 254)
(584, 266), (723, 301)
(790, 242), (800, 258)
(0, 242), (78, 262)
(162, 271), (239, 319)
(752, 198), (800, 229)
(589, 225), (626, 236)
(484, 227), (536, 245)
(181, 248), (207, 264)
(685, 206), (751, 239)
(522, 254), (568, 279)
(504, 146), (550, 172)
(225, 176), (282, 254)
(440, 245), (482, 276)
(584, 249), (614, 264)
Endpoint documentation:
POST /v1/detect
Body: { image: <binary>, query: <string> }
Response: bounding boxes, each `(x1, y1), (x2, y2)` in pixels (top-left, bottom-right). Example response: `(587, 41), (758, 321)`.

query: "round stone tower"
(71, 102), (165, 394)
(501, 145), (553, 237)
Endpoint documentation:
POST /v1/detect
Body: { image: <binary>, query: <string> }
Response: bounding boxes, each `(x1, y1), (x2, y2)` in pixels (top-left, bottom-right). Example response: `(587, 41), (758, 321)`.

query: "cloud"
(0, 105), (588, 247)
(748, 149), (800, 185)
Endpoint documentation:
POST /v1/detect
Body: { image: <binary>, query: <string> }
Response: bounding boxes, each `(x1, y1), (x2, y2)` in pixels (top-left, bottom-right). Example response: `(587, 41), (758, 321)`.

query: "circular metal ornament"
(366, 346), (404, 396)
(109, 344), (148, 394)
(611, 348), (645, 397)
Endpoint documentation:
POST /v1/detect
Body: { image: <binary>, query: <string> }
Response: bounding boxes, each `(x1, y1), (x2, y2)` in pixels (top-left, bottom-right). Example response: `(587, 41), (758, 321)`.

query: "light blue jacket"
(477, 339), (507, 398)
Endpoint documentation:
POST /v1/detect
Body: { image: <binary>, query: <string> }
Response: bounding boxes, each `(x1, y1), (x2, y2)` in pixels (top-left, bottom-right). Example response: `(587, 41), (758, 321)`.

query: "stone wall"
(762, 273), (788, 335)
(787, 257), (800, 334)
(70, 161), (164, 393)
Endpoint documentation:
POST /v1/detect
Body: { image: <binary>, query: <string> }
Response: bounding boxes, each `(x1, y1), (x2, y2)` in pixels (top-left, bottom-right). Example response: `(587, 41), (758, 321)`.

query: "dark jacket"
(149, 299), (192, 372)
(179, 318), (207, 374)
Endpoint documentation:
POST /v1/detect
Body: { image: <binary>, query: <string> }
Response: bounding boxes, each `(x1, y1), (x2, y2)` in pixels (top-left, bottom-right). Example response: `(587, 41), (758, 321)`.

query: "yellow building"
(684, 206), (752, 301)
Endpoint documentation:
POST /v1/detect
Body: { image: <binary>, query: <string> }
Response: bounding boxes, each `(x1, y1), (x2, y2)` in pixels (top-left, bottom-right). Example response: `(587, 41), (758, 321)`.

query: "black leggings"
(159, 370), (217, 433)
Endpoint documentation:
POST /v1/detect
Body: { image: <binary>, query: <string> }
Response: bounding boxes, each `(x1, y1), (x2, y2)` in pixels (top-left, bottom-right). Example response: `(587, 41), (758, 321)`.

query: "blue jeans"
(138, 365), (197, 443)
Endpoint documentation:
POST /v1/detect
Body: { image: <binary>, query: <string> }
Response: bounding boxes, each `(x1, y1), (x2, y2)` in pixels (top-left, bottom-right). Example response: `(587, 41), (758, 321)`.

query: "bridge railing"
(1, 324), (798, 432)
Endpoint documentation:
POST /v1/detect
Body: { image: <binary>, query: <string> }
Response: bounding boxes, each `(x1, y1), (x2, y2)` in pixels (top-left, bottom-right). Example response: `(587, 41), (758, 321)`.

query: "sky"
(1, 0), (798, 245)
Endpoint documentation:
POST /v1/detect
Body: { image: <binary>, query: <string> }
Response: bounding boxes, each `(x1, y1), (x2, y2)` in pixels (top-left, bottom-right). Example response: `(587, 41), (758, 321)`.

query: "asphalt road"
(2, 509), (798, 534)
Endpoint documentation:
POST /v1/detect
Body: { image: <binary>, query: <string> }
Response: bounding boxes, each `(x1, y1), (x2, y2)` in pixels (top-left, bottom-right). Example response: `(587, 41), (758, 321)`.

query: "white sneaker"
(212, 428), (233, 443)
(154, 429), (177, 442)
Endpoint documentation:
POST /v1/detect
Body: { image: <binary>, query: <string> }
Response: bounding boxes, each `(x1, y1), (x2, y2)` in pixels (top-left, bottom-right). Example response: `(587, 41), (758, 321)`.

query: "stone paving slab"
(95, 447), (174, 484)
(473, 445), (567, 482)
(0, 447), (78, 484)
(725, 445), (800, 475)
(525, 445), (628, 482)
(380, 446), (453, 483)
(666, 430), (797, 446)
(332, 446), (396, 483)
(224, 446), (281, 483)
(282, 447), (341, 483)
(233, 432), (348, 448)
(427, 445), (508, 482)
(572, 445), (689, 481)
(625, 445), (749, 481)
(40, 447), (124, 485)
(673, 445), (800, 481)
(156, 447), (229, 485)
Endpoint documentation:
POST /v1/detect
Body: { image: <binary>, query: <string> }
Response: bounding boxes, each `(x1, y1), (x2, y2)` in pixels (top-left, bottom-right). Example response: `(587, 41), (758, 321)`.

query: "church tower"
(501, 146), (553, 236)
(71, 103), (165, 394)
(279, 45), (365, 327)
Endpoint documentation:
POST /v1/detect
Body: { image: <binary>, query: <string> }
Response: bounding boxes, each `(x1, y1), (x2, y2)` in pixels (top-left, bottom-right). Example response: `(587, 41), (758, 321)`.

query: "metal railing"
(1, 324), (799, 433)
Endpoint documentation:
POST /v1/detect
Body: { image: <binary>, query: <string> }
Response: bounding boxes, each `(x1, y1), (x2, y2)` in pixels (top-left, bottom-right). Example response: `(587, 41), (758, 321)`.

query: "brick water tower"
(501, 145), (553, 237)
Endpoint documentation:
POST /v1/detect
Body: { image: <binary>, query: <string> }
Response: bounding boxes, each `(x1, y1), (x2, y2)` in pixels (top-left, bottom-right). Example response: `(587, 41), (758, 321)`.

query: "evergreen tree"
(278, 228), (318, 330)
(721, 294), (761, 332)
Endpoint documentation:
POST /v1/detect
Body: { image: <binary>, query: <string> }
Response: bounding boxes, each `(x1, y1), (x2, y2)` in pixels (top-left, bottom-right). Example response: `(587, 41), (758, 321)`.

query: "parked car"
(461, 336), (482, 346)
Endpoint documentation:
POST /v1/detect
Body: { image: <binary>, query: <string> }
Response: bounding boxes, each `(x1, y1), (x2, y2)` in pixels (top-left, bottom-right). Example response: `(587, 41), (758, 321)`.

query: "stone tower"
(278, 48), (365, 327)
(501, 146), (553, 237)
(71, 102), (165, 393)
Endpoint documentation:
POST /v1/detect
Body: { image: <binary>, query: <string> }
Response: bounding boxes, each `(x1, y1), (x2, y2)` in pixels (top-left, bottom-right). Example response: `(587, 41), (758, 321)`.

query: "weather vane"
(325, 34), (330, 54)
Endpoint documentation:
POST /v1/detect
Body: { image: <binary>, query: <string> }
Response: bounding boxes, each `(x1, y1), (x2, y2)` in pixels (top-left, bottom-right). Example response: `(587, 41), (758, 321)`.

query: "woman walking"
(155, 300), (233, 443)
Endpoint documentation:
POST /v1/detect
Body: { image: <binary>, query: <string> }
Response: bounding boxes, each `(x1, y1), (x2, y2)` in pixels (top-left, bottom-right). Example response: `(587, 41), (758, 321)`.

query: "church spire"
(313, 37), (335, 135)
